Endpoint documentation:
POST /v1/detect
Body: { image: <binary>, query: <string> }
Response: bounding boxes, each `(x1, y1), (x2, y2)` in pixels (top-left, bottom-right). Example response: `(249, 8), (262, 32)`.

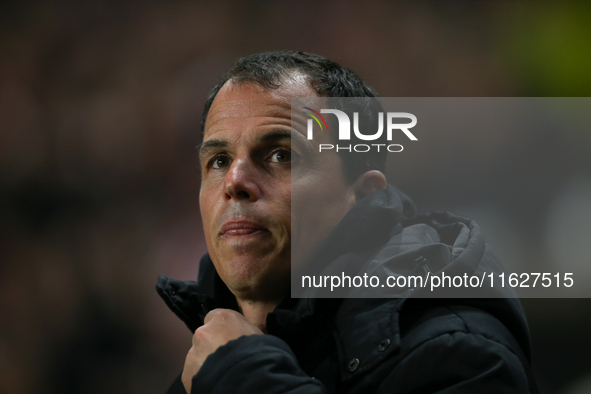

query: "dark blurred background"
(1, 1), (590, 393)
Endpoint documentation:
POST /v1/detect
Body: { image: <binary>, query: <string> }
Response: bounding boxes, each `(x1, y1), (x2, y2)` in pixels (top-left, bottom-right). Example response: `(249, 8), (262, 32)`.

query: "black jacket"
(157, 185), (538, 393)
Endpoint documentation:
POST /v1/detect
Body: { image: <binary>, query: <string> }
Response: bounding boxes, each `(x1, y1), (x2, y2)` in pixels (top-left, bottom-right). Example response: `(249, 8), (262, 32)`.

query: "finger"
(182, 347), (199, 394)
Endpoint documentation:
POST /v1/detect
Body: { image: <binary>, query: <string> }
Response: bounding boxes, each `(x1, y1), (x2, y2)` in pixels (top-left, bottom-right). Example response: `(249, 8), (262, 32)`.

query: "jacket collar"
(156, 254), (344, 340)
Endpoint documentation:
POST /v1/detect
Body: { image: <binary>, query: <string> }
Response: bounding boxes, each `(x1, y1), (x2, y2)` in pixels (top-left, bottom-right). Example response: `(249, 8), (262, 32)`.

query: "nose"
(223, 156), (261, 202)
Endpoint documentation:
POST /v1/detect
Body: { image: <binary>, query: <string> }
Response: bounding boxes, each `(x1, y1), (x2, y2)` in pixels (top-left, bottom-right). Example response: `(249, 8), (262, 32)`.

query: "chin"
(220, 258), (289, 294)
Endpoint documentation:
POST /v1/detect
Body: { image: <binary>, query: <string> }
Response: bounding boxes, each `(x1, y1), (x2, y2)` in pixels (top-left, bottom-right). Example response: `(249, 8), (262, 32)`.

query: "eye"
(270, 149), (291, 163)
(210, 155), (231, 169)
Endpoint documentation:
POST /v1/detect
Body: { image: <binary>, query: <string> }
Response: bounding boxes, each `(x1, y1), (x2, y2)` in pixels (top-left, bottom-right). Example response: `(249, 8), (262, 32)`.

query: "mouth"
(220, 220), (269, 237)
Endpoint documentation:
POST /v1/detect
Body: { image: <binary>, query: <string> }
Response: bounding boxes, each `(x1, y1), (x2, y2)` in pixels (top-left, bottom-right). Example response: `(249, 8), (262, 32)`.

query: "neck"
(236, 298), (280, 333)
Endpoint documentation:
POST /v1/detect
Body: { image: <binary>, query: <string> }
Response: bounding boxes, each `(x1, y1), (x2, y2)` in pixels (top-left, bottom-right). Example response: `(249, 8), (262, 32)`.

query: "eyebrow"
(260, 129), (311, 150)
(199, 129), (305, 155)
(259, 129), (292, 143)
(198, 139), (228, 158)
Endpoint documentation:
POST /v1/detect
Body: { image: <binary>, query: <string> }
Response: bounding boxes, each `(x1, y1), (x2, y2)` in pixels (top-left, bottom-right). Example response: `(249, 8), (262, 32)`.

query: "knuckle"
(209, 308), (226, 317)
(205, 308), (233, 323)
(192, 327), (207, 344)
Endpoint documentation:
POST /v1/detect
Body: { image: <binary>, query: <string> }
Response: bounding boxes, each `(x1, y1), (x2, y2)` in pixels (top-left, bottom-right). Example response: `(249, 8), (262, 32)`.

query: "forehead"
(204, 77), (319, 139)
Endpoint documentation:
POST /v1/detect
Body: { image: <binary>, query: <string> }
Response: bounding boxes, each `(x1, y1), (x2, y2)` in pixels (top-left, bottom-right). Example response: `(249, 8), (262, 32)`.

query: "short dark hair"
(201, 50), (386, 183)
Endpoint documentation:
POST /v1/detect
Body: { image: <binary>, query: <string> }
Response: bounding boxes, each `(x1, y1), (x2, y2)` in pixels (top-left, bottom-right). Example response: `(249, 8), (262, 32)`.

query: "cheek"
(199, 189), (218, 242)
(290, 162), (352, 266)
(290, 186), (335, 265)
(268, 179), (291, 223)
(199, 193), (209, 226)
(270, 189), (292, 250)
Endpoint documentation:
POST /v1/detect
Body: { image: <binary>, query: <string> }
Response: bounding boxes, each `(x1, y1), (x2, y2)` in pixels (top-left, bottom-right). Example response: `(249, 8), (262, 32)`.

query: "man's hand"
(182, 308), (264, 393)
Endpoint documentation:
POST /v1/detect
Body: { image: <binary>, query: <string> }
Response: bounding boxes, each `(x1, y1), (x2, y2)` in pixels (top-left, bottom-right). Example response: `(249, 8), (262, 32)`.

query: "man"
(157, 50), (538, 393)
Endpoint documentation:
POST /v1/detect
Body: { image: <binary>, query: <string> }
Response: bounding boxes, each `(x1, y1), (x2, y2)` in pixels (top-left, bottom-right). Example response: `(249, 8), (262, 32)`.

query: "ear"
(350, 170), (387, 203)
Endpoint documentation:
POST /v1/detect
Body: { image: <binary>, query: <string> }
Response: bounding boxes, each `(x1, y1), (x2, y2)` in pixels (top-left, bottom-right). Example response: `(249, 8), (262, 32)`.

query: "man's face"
(199, 77), (356, 301)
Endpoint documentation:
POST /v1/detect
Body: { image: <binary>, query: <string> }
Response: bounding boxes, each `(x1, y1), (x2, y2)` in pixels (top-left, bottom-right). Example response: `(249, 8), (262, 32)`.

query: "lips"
(220, 220), (269, 236)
